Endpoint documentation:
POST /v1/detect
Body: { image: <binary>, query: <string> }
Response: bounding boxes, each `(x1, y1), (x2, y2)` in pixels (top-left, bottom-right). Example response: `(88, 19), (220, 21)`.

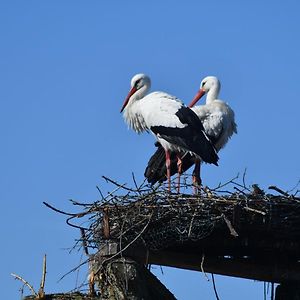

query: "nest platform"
(20, 176), (300, 300)
(59, 176), (300, 284)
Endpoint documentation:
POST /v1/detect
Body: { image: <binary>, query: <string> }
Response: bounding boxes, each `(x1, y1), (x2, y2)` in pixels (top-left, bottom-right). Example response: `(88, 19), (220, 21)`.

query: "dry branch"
(38, 254), (47, 298)
(11, 273), (37, 297)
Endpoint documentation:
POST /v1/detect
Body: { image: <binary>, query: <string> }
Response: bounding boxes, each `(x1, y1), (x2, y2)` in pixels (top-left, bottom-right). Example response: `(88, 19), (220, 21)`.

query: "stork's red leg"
(165, 149), (171, 191)
(177, 154), (183, 193)
(192, 159), (202, 194)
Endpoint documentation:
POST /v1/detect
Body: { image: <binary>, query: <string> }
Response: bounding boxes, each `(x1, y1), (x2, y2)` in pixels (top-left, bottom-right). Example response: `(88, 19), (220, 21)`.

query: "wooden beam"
(126, 247), (300, 283)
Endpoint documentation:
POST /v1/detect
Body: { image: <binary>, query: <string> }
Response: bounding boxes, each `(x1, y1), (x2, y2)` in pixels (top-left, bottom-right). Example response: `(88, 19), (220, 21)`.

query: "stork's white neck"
(132, 83), (150, 102)
(123, 84), (150, 133)
(138, 86), (148, 100)
(206, 83), (220, 104)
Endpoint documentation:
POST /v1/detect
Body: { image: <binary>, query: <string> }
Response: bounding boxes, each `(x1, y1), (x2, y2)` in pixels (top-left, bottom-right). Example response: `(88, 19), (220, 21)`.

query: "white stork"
(145, 76), (237, 191)
(120, 73), (219, 191)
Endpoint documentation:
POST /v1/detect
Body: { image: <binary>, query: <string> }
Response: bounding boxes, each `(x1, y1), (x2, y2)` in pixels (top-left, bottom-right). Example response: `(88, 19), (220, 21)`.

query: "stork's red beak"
(188, 88), (206, 108)
(120, 86), (137, 113)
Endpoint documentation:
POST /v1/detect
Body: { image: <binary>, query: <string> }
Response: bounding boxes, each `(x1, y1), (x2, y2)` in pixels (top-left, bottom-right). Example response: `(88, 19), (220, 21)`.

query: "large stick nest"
(47, 175), (300, 255)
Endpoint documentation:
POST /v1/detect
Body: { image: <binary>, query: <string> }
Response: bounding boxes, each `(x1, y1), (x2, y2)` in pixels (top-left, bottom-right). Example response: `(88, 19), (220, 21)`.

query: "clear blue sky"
(1, 1), (299, 299)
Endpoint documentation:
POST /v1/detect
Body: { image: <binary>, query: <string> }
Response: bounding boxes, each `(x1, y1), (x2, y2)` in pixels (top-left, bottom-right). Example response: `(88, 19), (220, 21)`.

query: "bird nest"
(44, 174), (300, 256)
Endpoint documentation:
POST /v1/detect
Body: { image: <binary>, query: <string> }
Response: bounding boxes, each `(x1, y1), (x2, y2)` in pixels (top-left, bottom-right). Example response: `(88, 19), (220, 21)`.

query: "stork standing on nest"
(120, 73), (219, 191)
(145, 76), (237, 191)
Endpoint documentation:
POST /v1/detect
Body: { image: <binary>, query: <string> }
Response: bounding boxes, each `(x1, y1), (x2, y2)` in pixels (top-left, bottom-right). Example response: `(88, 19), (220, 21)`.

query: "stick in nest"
(200, 253), (210, 281)
(12, 254), (47, 299)
(268, 185), (290, 197)
(222, 214), (239, 237)
(11, 273), (38, 297)
(211, 273), (221, 300)
(38, 254), (47, 298)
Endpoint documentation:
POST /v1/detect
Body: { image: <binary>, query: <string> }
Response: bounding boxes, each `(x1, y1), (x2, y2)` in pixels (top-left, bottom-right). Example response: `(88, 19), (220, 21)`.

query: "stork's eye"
(202, 81), (206, 87)
(135, 79), (141, 88)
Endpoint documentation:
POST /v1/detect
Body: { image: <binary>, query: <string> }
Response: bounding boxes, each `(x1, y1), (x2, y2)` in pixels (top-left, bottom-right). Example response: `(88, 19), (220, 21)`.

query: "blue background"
(1, 1), (299, 299)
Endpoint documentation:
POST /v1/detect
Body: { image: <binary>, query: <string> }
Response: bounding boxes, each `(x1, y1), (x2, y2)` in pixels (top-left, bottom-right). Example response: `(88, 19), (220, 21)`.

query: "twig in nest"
(38, 254), (47, 298)
(242, 168), (247, 188)
(81, 228), (89, 256)
(252, 184), (265, 196)
(188, 213), (196, 237)
(222, 214), (239, 237)
(96, 185), (105, 200)
(102, 175), (136, 192)
(103, 207), (110, 239)
(268, 185), (289, 197)
(11, 273), (38, 297)
(200, 253), (209, 281)
(211, 273), (221, 300)
(132, 172), (141, 194)
(244, 206), (266, 216)
(232, 180), (251, 192)
(286, 180), (300, 199)
(58, 258), (89, 282)
(233, 186), (248, 196)
(66, 216), (89, 230)
(104, 182), (130, 202)
(43, 201), (80, 217)
(81, 230), (96, 297)
(203, 186), (214, 198)
(88, 265), (96, 297)
(69, 199), (95, 207)
(287, 179), (300, 193)
(293, 191), (300, 200)
(212, 173), (239, 191)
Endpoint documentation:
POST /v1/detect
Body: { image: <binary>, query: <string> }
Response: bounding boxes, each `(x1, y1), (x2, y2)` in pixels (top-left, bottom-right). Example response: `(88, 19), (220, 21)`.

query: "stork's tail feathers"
(144, 144), (167, 184)
(194, 136), (219, 166)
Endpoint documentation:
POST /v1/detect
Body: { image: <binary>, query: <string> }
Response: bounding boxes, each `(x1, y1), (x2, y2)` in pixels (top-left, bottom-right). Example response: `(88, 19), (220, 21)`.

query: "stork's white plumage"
(121, 73), (219, 190)
(189, 76), (237, 187)
(190, 76), (237, 152)
(144, 76), (237, 190)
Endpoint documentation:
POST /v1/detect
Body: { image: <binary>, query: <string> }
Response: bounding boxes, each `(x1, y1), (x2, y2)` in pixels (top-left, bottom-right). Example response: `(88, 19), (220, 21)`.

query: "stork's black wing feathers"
(151, 107), (219, 165)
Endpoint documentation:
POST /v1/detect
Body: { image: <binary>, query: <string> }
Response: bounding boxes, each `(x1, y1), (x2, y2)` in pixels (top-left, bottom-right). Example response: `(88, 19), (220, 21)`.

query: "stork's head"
(120, 73), (151, 112)
(188, 76), (221, 107)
